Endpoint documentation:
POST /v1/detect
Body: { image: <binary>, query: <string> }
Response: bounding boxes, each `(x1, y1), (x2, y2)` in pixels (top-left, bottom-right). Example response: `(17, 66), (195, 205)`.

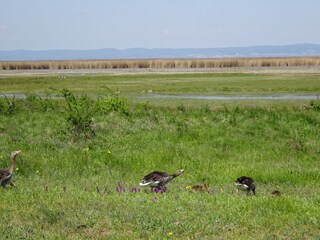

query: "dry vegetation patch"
(1, 57), (320, 71)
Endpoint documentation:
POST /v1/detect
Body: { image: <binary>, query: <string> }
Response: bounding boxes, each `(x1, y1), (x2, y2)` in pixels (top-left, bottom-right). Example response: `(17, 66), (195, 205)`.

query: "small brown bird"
(191, 183), (209, 192)
(271, 190), (281, 196)
(0, 150), (22, 188)
(139, 169), (184, 190)
(235, 176), (256, 195)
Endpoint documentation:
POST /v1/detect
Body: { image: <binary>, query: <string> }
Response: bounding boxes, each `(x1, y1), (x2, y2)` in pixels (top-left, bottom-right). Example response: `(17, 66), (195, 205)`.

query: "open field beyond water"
(0, 69), (320, 239)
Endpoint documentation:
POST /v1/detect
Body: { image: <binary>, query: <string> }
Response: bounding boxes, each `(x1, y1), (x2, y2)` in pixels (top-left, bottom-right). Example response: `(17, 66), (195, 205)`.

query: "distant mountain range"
(1, 43), (320, 61)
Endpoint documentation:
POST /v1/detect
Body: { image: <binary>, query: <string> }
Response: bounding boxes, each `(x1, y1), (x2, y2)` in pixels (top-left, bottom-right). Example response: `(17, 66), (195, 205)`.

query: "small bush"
(0, 96), (17, 115)
(61, 89), (95, 140)
(25, 93), (55, 112)
(95, 88), (129, 115)
(309, 100), (320, 111)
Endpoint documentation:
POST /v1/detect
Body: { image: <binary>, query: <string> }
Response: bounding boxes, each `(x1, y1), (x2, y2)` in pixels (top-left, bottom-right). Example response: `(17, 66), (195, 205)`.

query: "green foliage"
(1, 71), (320, 238)
(25, 92), (55, 112)
(95, 95), (129, 115)
(0, 103), (320, 239)
(309, 99), (320, 111)
(61, 89), (95, 139)
(0, 95), (16, 115)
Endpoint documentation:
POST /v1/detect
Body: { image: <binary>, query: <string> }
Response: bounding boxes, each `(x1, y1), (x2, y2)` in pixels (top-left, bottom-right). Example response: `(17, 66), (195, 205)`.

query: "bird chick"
(271, 190), (281, 196)
(191, 183), (209, 192)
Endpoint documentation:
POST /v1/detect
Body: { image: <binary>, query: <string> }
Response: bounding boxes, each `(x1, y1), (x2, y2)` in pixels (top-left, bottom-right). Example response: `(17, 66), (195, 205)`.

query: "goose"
(0, 150), (22, 188)
(235, 176), (255, 195)
(139, 169), (184, 190)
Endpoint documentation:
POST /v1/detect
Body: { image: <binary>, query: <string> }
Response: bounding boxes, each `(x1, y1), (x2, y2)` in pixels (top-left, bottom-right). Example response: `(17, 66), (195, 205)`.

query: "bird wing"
(142, 171), (169, 183)
(0, 169), (12, 183)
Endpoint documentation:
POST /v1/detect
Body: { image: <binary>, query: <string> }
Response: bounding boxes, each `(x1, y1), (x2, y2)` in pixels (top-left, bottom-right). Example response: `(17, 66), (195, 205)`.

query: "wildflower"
(129, 187), (139, 193)
(167, 232), (173, 237)
(185, 185), (192, 190)
(107, 149), (111, 154)
(220, 188), (224, 193)
(36, 170), (40, 174)
(15, 167), (19, 171)
(83, 147), (89, 152)
(116, 182), (125, 192)
(151, 186), (167, 193)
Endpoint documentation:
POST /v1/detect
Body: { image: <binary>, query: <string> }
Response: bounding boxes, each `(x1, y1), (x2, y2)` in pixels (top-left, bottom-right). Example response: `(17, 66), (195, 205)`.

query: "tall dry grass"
(1, 57), (320, 70)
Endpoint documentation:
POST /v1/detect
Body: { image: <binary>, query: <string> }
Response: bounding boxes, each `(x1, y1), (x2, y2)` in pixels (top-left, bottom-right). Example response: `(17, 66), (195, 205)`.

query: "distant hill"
(1, 43), (320, 61)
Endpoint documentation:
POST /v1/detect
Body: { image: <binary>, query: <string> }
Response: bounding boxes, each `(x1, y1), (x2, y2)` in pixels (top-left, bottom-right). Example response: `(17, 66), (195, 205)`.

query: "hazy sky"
(1, 0), (319, 50)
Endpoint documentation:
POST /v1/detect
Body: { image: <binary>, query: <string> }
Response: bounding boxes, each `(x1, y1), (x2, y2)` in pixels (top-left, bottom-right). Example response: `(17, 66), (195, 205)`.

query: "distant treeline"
(1, 57), (320, 70)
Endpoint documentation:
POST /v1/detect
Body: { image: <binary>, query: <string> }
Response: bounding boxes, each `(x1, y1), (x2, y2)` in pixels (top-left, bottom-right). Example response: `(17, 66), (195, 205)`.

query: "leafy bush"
(0, 96), (16, 115)
(61, 89), (95, 139)
(25, 93), (55, 112)
(309, 100), (320, 111)
(95, 88), (129, 115)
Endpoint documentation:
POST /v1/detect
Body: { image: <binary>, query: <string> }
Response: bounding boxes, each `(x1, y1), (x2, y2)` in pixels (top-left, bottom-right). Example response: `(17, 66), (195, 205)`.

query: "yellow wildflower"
(185, 186), (192, 190)
(15, 167), (19, 171)
(36, 170), (40, 174)
(220, 188), (224, 193)
(167, 232), (173, 237)
(107, 149), (111, 154)
(83, 147), (89, 152)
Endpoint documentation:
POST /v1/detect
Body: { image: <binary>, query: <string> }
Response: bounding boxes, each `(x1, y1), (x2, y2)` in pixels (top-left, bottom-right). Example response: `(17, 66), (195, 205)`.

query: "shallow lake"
(140, 94), (320, 100)
(1, 93), (319, 101)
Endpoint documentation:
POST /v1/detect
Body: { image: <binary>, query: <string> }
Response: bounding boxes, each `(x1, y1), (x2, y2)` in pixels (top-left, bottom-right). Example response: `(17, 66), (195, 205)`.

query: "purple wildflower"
(151, 186), (167, 193)
(129, 187), (141, 193)
(116, 182), (126, 192)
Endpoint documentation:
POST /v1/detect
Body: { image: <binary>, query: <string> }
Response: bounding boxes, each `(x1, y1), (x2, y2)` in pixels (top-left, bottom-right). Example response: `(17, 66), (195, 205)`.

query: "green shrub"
(95, 88), (129, 115)
(25, 93), (55, 112)
(61, 89), (95, 139)
(0, 96), (16, 115)
(309, 100), (320, 111)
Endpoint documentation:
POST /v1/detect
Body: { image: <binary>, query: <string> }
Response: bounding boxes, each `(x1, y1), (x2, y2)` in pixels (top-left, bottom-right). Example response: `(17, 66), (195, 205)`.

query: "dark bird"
(0, 150), (22, 188)
(139, 169), (184, 190)
(235, 176), (256, 195)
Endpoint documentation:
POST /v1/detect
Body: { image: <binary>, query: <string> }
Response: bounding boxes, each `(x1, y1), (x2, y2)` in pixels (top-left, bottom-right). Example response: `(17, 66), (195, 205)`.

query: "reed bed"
(1, 57), (320, 70)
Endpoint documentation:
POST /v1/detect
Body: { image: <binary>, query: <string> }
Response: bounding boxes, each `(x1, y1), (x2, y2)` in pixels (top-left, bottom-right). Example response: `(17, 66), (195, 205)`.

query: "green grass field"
(0, 71), (320, 239)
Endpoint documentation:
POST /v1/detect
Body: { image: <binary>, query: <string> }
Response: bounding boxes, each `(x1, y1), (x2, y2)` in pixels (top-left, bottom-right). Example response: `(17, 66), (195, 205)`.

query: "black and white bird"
(0, 150), (22, 188)
(235, 176), (256, 195)
(139, 169), (184, 190)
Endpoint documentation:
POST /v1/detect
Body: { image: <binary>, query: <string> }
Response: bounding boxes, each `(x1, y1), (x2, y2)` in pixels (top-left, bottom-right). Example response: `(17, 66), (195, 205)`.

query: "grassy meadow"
(0, 70), (320, 239)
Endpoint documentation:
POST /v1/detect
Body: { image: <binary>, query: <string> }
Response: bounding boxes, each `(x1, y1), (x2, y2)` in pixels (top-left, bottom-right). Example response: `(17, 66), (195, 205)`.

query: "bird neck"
(171, 173), (179, 178)
(8, 155), (16, 173)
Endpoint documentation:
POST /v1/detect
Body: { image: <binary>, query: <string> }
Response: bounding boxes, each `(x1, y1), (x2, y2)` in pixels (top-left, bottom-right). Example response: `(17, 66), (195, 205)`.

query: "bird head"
(175, 169), (184, 176)
(10, 150), (22, 159)
(235, 176), (247, 184)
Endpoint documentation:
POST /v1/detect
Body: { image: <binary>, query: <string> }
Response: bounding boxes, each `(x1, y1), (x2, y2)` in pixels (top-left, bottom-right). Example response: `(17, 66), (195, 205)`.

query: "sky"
(0, 0), (320, 50)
